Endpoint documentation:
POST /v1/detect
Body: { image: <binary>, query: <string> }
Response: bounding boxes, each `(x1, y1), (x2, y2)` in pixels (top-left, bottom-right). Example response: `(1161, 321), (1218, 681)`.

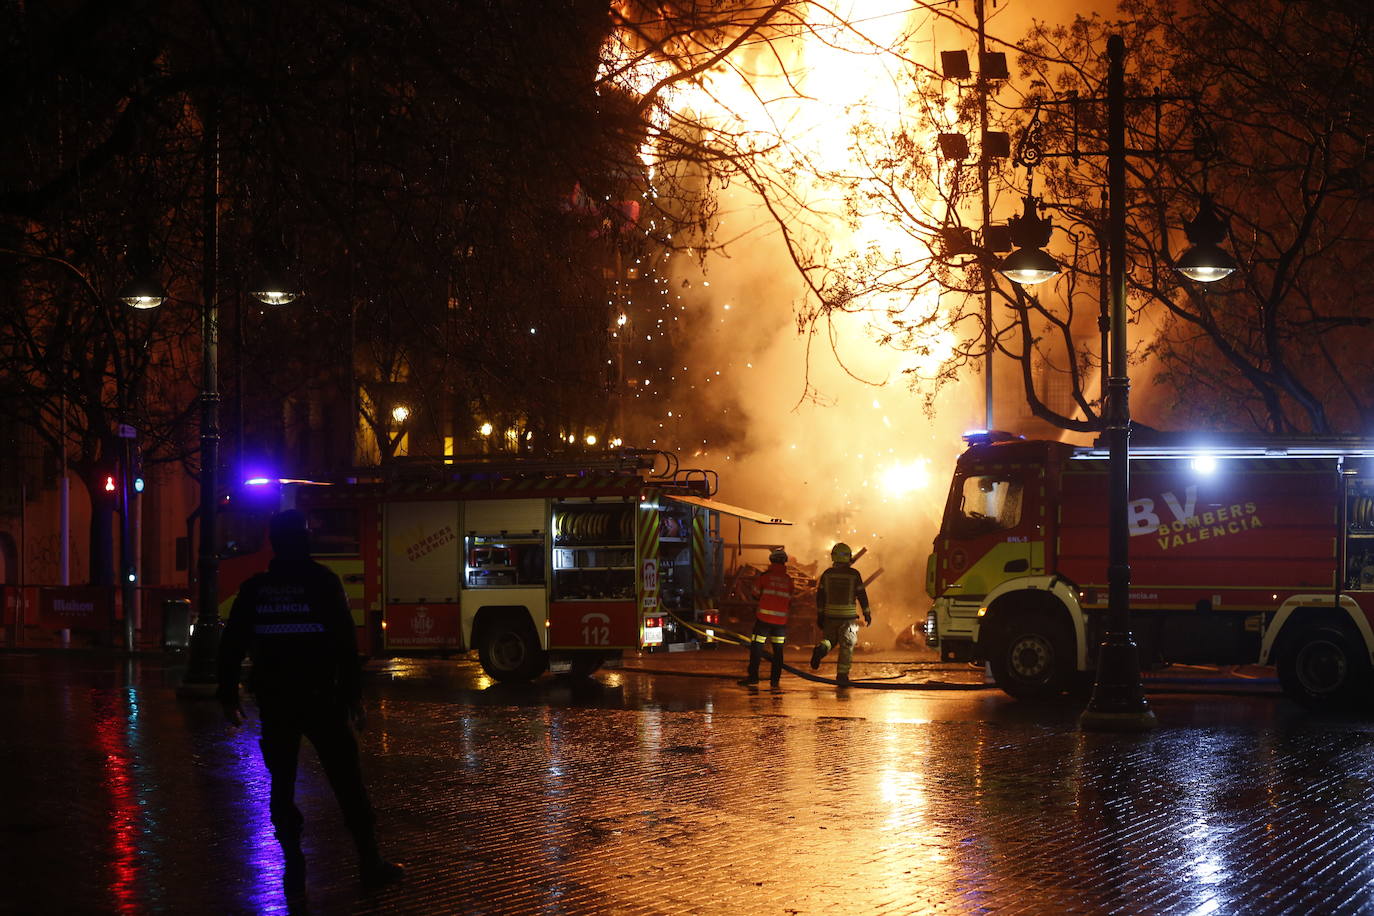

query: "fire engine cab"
(924, 430), (1374, 708)
(217, 452), (789, 682)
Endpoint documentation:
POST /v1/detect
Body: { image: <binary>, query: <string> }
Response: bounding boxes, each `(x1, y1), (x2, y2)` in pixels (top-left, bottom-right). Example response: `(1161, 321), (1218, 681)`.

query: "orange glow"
(879, 460), (931, 498)
(606, 3), (992, 635)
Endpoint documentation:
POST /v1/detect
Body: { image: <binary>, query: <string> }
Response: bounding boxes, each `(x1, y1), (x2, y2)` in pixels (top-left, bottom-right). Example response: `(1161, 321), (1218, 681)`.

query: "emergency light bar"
(1076, 438), (1374, 460)
(962, 430), (1023, 447)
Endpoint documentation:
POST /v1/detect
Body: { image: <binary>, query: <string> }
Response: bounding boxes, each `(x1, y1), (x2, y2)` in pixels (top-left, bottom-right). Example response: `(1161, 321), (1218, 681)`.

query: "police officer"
(738, 548), (795, 687)
(217, 510), (402, 898)
(809, 542), (871, 686)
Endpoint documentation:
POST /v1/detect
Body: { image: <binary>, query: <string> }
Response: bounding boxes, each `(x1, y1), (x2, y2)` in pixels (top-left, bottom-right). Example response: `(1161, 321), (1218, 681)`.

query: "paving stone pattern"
(3, 654), (1374, 915)
(367, 704), (1374, 916)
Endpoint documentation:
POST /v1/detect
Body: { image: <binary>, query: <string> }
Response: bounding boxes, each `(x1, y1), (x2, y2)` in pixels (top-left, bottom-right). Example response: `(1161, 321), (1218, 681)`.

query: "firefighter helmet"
(831, 542), (852, 564)
(769, 548), (788, 564)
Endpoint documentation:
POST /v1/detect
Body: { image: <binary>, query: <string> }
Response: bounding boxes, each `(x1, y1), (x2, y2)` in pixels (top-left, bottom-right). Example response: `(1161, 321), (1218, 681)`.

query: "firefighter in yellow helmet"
(809, 542), (870, 686)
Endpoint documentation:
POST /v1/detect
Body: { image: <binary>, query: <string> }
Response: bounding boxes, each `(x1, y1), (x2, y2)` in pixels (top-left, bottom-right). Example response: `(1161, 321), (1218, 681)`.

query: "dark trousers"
(257, 694), (375, 849)
(747, 620), (787, 683)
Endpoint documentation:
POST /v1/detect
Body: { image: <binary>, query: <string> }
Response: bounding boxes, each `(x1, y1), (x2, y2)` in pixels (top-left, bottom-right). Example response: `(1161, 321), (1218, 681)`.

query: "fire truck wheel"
(988, 615), (1073, 700)
(476, 615), (548, 683)
(1277, 624), (1371, 709)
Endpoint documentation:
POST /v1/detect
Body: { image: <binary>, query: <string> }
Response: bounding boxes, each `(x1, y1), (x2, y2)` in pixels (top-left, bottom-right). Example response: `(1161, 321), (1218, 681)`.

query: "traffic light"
(130, 446), (145, 494)
(94, 457), (121, 503)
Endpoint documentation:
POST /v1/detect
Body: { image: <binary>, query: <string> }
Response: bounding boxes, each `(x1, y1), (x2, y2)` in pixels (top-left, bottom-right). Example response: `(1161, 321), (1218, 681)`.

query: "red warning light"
(104, 475), (117, 492)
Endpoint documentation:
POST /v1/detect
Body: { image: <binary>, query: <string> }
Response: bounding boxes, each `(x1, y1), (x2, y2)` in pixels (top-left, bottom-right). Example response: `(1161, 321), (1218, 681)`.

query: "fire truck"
(924, 431), (1374, 708)
(216, 452), (789, 681)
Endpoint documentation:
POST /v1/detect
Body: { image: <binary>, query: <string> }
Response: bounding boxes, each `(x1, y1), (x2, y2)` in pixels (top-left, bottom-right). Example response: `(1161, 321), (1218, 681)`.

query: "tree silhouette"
(798, 0), (1374, 435)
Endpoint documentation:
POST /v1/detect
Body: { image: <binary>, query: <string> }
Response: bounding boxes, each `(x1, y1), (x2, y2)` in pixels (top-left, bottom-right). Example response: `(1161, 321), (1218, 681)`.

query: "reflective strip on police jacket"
(254, 622), (327, 634)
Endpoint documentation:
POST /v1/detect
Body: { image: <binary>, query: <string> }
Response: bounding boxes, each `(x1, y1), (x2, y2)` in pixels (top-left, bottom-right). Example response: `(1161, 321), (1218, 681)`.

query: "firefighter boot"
(836, 672), (850, 687)
(810, 641), (829, 670)
(354, 828), (404, 890)
(739, 641), (762, 685)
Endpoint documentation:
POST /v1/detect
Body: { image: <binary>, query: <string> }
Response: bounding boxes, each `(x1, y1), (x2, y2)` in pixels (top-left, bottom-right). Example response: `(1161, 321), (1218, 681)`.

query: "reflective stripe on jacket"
(817, 565), (868, 618)
(755, 563), (794, 626)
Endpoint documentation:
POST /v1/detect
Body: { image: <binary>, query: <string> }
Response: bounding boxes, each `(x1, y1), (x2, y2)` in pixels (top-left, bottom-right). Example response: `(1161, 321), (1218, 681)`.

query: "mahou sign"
(37, 587), (113, 630)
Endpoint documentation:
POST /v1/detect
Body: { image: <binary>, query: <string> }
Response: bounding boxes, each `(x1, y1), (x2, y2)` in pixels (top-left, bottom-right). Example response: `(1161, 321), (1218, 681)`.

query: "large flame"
(607, 2), (991, 639)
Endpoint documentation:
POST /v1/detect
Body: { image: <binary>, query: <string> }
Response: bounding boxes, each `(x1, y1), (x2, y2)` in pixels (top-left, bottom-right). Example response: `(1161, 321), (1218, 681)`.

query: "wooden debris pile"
(720, 559), (820, 642)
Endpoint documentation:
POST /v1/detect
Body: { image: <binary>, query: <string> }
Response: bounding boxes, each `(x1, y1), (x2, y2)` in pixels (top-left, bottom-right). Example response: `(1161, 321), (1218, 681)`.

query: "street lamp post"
(997, 35), (1235, 730)
(1080, 35), (1156, 730)
(121, 98), (299, 695)
(179, 98), (224, 696)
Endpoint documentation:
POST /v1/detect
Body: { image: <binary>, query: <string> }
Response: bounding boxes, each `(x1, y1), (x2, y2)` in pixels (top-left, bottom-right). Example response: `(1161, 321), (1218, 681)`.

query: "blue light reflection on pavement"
(223, 717), (290, 915)
(87, 681), (289, 914)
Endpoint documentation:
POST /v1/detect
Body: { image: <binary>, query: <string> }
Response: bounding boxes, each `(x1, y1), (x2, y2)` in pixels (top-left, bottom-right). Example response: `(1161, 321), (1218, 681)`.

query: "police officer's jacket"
(216, 555), (361, 707)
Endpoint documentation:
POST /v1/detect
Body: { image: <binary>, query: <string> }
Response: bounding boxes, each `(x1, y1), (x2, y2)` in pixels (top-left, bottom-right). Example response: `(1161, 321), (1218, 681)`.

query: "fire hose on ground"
(621, 608), (992, 691)
(611, 610), (1280, 697)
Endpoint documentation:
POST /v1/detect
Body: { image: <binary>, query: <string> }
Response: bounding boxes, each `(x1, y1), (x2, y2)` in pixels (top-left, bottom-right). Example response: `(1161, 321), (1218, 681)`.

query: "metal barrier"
(0, 585), (190, 650)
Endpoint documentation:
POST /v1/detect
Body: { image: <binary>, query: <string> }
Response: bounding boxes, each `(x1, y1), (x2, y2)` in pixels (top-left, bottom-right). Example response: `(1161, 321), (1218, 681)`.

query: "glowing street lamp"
(249, 265), (302, 306)
(1176, 196), (1238, 282)
(997, 195), (1060, 286)
(117, 277), (169, 310)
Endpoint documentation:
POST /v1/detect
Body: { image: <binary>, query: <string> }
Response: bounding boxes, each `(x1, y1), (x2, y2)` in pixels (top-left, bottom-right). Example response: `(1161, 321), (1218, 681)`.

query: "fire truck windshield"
(219, 508), (270, 559)
(305, 507), (361, 555)
(950, 475), (1023, 538)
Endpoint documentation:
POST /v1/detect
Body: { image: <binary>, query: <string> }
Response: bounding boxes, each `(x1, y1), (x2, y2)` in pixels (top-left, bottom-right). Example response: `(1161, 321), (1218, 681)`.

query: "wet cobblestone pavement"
(3, 647), (1374, 915)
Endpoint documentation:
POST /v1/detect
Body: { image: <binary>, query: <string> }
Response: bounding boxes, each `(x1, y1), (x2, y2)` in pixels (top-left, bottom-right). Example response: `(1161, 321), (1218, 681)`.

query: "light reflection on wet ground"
(2, 650), (1373, 914)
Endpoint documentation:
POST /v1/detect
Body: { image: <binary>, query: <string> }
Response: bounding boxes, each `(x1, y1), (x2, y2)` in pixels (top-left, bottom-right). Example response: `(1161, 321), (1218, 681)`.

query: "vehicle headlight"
(923, 609), (937, 645)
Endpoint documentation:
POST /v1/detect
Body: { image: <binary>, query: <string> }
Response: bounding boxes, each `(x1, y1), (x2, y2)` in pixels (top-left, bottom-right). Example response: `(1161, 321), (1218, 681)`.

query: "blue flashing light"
(133, 476), (145, 493)
(244, 477), (274, 486)
(962, 429), (1021, 447)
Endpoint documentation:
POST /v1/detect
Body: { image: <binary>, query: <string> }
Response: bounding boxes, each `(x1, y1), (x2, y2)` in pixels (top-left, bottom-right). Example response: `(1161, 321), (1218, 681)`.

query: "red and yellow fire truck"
(924, 431), (1374, 707)
(216, 452), (788, 681)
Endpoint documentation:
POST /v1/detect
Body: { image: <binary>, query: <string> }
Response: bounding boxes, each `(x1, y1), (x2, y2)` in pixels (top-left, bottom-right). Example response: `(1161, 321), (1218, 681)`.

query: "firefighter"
(809, 542), (871, 686)
(217, 510), (403, 899)
(738, 548), (796, 687)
